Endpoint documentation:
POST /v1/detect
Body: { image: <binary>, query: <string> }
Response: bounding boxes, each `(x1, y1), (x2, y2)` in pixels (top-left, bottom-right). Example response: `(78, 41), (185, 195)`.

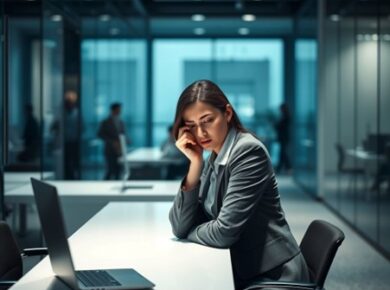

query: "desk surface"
(4, 172), (54, 192)
(125, 148), (184, 165)
(5, 180), (180, 203)
(347, 148), (386, 162)
(10, 202), (234, 290)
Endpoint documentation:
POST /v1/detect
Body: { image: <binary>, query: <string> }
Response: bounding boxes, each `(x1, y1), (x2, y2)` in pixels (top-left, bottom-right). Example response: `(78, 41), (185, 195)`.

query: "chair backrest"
(0, 222), (22, 281)
(300, 220), (345, 289)
(334, 143), (345, 171)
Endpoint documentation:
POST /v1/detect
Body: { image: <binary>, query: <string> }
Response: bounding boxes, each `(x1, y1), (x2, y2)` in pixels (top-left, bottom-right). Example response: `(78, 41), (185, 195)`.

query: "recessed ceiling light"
(192, 14), (205, 22)
(194, 28), (205, 35)
(110, 28), (120, 35)
(242, 14), (256, 22)
(99, 14), (111, 22)
(238, 28), (250, 35)
(51, 15), (62, 22)
(330, 14), (340, 22)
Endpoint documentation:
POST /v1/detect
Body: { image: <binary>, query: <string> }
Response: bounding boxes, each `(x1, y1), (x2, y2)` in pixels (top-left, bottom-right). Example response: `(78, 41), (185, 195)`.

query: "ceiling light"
(372, 34), (378, 41)
(242, 14), (256, 22)
(238, 28), (250, 35)
(110, 28), (120, 35)
(194, 28), (205, 35)
(383, 34), (390, 41)
(51, 15), (62, 22)
(330, 14), (340, 22)
(99, 14), (111, 22)
(192, 14), (205, 22)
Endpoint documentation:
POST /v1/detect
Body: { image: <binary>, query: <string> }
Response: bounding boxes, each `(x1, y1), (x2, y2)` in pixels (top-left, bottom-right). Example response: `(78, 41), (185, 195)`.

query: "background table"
(5, 180), (180, 235)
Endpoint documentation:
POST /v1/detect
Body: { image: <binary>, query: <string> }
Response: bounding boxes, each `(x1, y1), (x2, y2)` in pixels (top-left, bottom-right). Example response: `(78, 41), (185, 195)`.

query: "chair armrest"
(244, 281), (317, 290)
(0, 280), (16, 287)
(21, 247), (48, 257)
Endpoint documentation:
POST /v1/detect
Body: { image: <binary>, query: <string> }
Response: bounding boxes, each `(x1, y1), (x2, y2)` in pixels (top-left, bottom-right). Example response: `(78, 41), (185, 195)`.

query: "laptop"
(31, 178), (155, 290)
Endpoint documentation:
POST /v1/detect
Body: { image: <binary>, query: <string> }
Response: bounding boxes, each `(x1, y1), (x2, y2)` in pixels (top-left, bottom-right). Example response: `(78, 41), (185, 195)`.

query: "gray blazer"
(169, 131), (300, 281)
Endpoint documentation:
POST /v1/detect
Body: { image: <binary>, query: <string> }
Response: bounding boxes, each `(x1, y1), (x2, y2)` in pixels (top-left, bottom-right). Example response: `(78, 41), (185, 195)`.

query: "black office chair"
(335, 143), (366, 194)
(244, 220), (345, 290)
(0, 221), (48, 290)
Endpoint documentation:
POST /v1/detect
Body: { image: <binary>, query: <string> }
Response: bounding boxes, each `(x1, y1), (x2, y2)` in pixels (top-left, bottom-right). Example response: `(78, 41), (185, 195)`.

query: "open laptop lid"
(31, 178), (79, 289)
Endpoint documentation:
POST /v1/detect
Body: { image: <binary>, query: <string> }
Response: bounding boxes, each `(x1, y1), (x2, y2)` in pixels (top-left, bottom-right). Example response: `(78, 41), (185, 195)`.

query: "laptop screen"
(31, 178), (79, 289)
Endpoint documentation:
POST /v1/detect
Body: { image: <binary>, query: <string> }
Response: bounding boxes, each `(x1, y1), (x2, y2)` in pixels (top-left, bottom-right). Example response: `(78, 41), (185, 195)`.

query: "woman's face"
(182, 101), (232, 154)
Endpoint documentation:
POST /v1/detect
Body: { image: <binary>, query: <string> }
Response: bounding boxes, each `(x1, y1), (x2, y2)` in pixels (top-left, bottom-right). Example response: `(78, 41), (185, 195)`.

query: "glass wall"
(41, 2), (64, 180)
(0, 1), (4, 220)
(322, 0), (390, 257)
(81, 39), (147, 179)
(379, 0), (390, 256)
(2, 1), (44, 198)
(294, 1), (318, 194)
(153, 39), (284, 163)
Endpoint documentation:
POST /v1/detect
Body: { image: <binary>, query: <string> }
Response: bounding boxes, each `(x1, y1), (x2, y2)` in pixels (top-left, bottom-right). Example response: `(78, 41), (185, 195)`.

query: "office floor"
(8, 175), (390, 289)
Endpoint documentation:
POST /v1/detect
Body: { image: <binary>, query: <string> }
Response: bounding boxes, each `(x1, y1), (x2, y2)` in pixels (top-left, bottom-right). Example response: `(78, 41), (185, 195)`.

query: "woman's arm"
(169, 126), (205, 238)
(169, 181), (201, 239)
(186, 143), (273, 248)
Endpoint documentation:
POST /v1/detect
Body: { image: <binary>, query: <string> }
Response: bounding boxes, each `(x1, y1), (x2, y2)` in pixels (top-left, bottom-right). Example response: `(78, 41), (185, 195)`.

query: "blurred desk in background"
(124, 147), (186, 179)
(5, 180), (180, 235)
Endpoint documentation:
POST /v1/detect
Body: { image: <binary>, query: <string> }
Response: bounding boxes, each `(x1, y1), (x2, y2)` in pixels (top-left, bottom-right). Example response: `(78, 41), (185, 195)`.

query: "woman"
(169, 80), (309, 290)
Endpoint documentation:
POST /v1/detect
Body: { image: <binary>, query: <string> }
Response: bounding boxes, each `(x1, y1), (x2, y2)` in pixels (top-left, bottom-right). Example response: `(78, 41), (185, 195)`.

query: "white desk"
(4, 172), (54, 192)
(124, 147), (186, 179)
(346, 148), (386, 162)
(125, 148), (184, 166)
(10, 202), (234, 290)
(5, 180), (180, 204)
(5, 180), (180, 235)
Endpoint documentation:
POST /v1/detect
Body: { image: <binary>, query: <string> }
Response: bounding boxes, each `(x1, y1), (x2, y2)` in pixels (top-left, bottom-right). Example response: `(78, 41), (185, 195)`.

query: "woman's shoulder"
(232, 131), (269, 157)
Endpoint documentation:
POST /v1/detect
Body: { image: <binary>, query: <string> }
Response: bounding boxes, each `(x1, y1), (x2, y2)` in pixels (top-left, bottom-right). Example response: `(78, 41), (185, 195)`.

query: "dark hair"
(110, 102), (121, 111)
(172, 80), (246, 139)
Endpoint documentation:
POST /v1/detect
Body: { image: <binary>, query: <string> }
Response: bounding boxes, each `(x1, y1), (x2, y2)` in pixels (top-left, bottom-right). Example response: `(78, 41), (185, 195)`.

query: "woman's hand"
(175, 126), (203, 163)
(176, 127), (203, 191)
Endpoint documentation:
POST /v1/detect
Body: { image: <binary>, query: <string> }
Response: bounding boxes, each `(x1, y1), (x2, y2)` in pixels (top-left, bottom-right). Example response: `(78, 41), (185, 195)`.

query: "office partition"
(321, 0), (390, 258)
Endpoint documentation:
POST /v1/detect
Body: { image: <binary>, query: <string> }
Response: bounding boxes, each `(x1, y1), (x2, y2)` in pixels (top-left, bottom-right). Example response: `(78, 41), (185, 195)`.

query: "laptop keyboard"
(77, 270), (121, 287)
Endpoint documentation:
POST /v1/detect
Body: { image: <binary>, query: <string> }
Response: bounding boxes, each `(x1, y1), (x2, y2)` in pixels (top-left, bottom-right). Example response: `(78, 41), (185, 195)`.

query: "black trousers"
(235, 252), (310, 290)
(104, 153), (121, 180)
(64, 141), (80, 179)
(277, 142), (291, 172)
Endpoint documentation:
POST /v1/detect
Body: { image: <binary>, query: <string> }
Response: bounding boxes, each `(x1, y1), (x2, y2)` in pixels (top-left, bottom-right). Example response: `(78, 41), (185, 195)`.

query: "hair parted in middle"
(172, 79), (247, 139)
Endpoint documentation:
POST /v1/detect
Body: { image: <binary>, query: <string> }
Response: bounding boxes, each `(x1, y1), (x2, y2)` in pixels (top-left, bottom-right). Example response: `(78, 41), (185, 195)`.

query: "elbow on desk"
(171, 225), (189, 239)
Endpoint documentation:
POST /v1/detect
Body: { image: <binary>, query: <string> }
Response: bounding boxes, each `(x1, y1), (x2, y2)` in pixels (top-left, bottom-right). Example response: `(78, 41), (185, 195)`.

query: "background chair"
(0, 221), (47, 290)
(335, 143), (366, 194)
(244, 220), (345, 290)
